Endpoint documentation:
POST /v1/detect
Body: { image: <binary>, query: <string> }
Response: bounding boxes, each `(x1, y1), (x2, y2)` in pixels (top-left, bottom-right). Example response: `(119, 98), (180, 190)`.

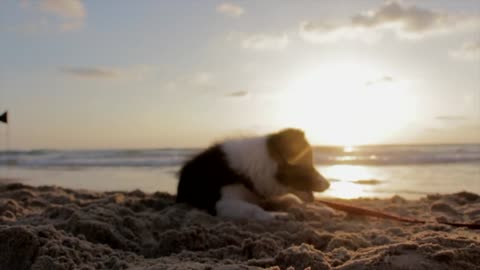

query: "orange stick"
(315, 199), (480, 230)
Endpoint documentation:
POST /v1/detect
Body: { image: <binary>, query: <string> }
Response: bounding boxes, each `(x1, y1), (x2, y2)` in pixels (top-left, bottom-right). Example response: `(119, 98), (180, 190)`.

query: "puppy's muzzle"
(311, 173), (330, 192)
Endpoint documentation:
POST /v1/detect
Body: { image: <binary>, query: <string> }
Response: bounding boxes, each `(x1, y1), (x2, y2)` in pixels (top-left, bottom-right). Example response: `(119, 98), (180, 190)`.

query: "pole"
(6, 121), (10, 178)
(1, 111), (10, 179)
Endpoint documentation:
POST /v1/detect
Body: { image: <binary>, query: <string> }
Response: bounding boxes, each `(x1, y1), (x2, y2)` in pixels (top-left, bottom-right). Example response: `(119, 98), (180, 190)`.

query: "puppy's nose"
(312, 174), (330, 192)
(323, 179), (330, 189)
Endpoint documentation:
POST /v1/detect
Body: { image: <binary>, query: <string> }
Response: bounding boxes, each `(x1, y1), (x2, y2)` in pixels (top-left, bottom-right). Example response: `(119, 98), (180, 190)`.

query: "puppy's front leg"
(215, 199), (287, 221)
(261, 192), (312, 211)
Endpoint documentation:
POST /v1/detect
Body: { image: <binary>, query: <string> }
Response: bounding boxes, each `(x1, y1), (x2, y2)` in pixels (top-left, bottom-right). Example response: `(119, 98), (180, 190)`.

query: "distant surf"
(1, 144), (479, 168)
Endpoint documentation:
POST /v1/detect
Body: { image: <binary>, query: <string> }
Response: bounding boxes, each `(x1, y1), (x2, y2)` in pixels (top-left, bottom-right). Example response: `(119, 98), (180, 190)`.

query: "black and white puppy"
(176, 128), (330, 220)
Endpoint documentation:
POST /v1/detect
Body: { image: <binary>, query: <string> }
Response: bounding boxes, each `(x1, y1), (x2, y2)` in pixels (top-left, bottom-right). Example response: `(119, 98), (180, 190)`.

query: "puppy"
(176, 128), (330, 220)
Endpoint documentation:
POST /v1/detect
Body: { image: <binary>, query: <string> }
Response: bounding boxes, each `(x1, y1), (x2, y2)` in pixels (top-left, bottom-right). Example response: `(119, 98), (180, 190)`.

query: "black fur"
(267, 128), (327, 192)
(176, 145), (254, 215)
(176, 129), (330, 217)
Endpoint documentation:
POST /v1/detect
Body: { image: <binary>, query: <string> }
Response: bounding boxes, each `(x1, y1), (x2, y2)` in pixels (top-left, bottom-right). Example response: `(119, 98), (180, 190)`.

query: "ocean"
(1, 144), (479, 199)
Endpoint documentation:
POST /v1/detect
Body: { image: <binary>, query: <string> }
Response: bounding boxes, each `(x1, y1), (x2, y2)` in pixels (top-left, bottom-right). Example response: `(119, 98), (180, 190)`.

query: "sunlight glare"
(318, 165), (377, 199)
(321, 165), (373, 182)
(320, 181), (371, 199)
(277, 61), (416, 146)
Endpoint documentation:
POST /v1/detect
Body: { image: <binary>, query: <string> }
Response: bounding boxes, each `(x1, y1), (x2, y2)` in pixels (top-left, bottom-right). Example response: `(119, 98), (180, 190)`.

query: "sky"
(0, 0), (479, 149)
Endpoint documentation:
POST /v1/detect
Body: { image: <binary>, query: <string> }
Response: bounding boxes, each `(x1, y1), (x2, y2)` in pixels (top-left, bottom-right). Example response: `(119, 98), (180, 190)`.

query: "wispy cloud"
(351, 1), (449, 34)
(60, 65), (155, 80)
(162, 72), (215, 92)
(300, 1), (479, 43)
(300, 21), (379, 43)
(216, 3), (244, 17)
(14, 0), (86, 32)
(450, 41), (480, 61)
(40, 0), (85, 19)
(239, 33), (289, 51)
(436, 115), (468, 121)
(226, 90), (249, 97)
(366, 76), (394, 86)
(60, 67), (117, 79)
(191, 72), (213, 85)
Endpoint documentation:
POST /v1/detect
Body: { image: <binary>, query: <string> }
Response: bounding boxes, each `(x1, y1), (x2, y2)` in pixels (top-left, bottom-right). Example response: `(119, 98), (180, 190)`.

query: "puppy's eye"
(291, 140), (305, 150)
(287, 146), (310, 165)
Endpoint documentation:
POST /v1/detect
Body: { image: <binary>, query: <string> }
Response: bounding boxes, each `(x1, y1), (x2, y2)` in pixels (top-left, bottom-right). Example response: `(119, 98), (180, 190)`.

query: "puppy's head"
(267, 128), (330, 200)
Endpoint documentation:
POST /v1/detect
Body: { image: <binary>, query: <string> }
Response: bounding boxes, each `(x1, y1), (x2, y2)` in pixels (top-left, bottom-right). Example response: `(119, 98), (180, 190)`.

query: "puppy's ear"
(277, 128), (305, 140)
(267, 128), (307, 164)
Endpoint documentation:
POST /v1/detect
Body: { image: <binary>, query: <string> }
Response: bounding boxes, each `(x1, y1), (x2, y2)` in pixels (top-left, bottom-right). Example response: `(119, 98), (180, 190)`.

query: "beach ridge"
(0, 182), (479, 269)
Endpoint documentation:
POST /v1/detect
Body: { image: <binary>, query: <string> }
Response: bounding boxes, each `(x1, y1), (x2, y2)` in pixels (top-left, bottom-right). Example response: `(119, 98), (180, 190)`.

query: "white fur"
(220, 136), (289, 197)
(216, 184), (288, 220)
(273, 193), (304, 206)
(216, 199), (275, 220)
(218, 184), (260, 204)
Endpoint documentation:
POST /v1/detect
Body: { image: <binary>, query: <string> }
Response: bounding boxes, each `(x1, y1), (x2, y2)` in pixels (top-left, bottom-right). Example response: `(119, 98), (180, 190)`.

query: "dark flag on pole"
(0, 111), (7, 124)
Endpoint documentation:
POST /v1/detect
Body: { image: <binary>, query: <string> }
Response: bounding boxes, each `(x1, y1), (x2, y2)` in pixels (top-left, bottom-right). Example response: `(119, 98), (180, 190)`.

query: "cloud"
(366, 76), (394, 86)
(436, 115), (468, 121)
(240, 33), (289, 51)
(300, 21), (379, 43)
(60, 65), (155, 81)
(351, 1), (449, 33)
(40, 0), (85, 19)
(164, 72), (215, 91)
(191, 72), (213, 85)
(13, 0), (86, 32)
(300, 1), (479, 43)
(161, 72), (216, 92)
(226, 91), (249, 97)
(216, 3), (244, 17)
(60, 67), (117, 78)
(41, 0), (86, 31)
(449, 41), (480, 61)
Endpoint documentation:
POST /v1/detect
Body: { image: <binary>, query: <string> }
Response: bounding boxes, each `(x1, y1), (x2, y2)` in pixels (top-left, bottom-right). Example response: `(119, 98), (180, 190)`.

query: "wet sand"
(0, 180), (479, 270)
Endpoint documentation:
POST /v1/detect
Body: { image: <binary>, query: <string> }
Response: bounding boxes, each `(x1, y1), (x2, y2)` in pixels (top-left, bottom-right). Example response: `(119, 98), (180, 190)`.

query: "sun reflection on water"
(316, 165), (378, 199)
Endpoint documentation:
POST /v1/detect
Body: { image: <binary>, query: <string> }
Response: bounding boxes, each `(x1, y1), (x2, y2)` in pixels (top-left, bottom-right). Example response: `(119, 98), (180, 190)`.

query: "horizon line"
(1, 142), (480, 152)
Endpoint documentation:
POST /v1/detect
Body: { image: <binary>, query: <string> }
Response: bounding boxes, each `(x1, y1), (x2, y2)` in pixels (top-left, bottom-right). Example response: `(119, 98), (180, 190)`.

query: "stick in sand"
(315, 198), (480, 230)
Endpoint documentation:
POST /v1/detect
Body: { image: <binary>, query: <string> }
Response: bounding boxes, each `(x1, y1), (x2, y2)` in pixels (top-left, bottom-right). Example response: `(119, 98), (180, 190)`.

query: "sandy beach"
(2, 0), (480, 269)
(0, 180), (479, 270)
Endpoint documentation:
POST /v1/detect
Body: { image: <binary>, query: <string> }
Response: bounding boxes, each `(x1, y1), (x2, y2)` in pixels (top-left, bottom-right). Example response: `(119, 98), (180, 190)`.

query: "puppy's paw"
(262, 194), (304, 211)
(270, 211), (291, 221)
(307, 204), (338, 217)
(292, 191), (314, 203)
(253, 210), (290, 221)
(252, 210), (275, 221)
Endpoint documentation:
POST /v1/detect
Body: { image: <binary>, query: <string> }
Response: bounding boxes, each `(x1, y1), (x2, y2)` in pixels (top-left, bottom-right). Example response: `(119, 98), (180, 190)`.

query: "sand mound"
(0, 182), (479, 269)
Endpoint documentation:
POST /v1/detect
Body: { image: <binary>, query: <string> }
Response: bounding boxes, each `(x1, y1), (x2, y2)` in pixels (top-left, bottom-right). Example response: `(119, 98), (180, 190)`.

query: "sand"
(0, 181), (479, 270)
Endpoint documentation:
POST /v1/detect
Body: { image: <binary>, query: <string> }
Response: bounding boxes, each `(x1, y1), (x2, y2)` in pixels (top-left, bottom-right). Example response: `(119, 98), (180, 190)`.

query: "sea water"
(1, 145), (479, 199)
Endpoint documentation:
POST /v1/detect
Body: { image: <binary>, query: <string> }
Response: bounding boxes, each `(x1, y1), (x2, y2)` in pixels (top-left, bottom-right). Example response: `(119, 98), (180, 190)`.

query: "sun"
(275, 61), (416, 146)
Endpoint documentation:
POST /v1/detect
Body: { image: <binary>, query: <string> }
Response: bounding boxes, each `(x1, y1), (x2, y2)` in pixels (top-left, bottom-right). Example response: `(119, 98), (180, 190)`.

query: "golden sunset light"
(274, 60), (417, 146)
(1, 1), (479, 268)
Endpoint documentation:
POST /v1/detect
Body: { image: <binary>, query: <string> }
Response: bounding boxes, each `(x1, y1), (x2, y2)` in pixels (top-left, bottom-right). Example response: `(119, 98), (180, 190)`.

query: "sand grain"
(0, 182), (479, 269)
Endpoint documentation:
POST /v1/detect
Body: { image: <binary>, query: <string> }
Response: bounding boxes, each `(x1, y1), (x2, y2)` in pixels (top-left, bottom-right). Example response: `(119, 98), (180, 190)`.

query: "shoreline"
(0, 182), (479, 269)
